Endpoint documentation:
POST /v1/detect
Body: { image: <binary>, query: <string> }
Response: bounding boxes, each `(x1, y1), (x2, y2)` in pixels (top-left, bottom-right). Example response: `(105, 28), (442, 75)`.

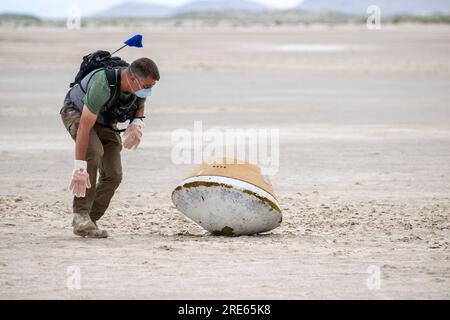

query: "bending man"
(60, 57), (160, 238)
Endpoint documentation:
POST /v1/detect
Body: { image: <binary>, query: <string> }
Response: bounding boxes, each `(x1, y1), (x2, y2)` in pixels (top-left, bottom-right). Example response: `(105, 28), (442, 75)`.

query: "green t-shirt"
(83, 68), (146, 115)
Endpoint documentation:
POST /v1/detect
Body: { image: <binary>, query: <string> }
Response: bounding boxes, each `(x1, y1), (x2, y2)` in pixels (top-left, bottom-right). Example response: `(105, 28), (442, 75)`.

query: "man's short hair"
(130, 57), (160, 81)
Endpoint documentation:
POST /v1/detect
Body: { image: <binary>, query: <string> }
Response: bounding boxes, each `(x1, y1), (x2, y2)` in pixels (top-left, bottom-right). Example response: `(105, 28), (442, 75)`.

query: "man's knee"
(101, 172), (122, 188)
(111, 174), (122, 188)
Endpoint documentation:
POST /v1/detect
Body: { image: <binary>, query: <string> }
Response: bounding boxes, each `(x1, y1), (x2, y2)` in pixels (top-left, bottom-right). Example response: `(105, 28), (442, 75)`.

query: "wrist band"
(74, 159), (87, 171)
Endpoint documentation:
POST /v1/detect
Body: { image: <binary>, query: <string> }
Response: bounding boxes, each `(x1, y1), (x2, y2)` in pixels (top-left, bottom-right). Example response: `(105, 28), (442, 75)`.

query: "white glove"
(123, 118), (144, 150)
(69, 160), (91, 198)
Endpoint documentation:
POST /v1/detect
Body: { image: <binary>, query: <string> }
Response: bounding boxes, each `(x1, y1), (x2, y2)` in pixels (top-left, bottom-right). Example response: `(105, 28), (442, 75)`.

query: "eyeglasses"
(131, 70), (154, 90)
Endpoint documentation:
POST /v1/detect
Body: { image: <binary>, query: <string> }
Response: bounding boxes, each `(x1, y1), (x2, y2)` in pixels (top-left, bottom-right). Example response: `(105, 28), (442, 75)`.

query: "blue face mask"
(135, 87), (152, 98)
(126, 71), (153, 98)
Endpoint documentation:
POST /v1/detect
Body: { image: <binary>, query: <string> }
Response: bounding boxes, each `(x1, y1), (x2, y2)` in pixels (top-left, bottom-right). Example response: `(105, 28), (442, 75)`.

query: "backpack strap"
(104, 67), (119, 105)
(77, 68), (104, 94)
(102, 67), (127, 133)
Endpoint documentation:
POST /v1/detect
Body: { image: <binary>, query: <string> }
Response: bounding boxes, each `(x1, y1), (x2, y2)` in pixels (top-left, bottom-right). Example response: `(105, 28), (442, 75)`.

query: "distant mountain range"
(92, 0), (267, 18)
(92, 2), (174, 18)
(89, 0), (450, 18)
(177, 0), (267, 14)
(1, 0), (450, 19)
(299, 0), (450, 16)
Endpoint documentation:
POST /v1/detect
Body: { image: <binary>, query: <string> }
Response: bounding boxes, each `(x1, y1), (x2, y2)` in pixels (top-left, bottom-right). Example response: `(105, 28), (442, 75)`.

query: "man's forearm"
(75, 105), (97, 161)
(75, 123), (91, 161)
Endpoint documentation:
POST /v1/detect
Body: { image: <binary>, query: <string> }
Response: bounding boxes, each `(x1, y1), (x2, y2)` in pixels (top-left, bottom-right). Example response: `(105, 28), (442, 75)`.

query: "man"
(60, 57), (160, 238)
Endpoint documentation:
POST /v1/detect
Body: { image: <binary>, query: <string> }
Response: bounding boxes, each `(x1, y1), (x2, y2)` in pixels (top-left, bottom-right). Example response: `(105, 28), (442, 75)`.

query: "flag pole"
(111, 44), (127, 56)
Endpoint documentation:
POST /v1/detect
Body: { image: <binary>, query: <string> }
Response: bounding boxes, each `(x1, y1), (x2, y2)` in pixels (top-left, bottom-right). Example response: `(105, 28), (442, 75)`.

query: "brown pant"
(60, 106), (122, 222)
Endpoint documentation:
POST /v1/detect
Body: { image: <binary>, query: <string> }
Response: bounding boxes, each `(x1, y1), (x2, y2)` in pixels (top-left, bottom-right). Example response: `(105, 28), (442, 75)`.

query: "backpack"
(69, 50), (138, 132)
(69, 50), (129, 89)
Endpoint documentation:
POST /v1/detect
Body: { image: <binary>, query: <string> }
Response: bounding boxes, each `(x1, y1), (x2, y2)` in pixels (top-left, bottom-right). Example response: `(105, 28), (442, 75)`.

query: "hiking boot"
(72, 213), (108, 238)
(72, 213), (96, 236)
(90, 220), (109, 238)
(86, 228), (109, 238)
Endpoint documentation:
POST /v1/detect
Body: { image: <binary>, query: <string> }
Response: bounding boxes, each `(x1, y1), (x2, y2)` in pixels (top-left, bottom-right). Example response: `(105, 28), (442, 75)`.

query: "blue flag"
(124, 34), (143, 48)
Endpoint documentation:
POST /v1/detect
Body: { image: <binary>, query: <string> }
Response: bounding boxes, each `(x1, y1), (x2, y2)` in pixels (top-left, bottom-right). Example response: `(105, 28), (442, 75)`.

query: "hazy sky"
(0, 0), (305, 18)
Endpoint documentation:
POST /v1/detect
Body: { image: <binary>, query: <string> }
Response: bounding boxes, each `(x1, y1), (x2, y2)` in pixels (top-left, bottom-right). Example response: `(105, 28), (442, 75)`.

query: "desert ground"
(0, 23), (449, 299)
